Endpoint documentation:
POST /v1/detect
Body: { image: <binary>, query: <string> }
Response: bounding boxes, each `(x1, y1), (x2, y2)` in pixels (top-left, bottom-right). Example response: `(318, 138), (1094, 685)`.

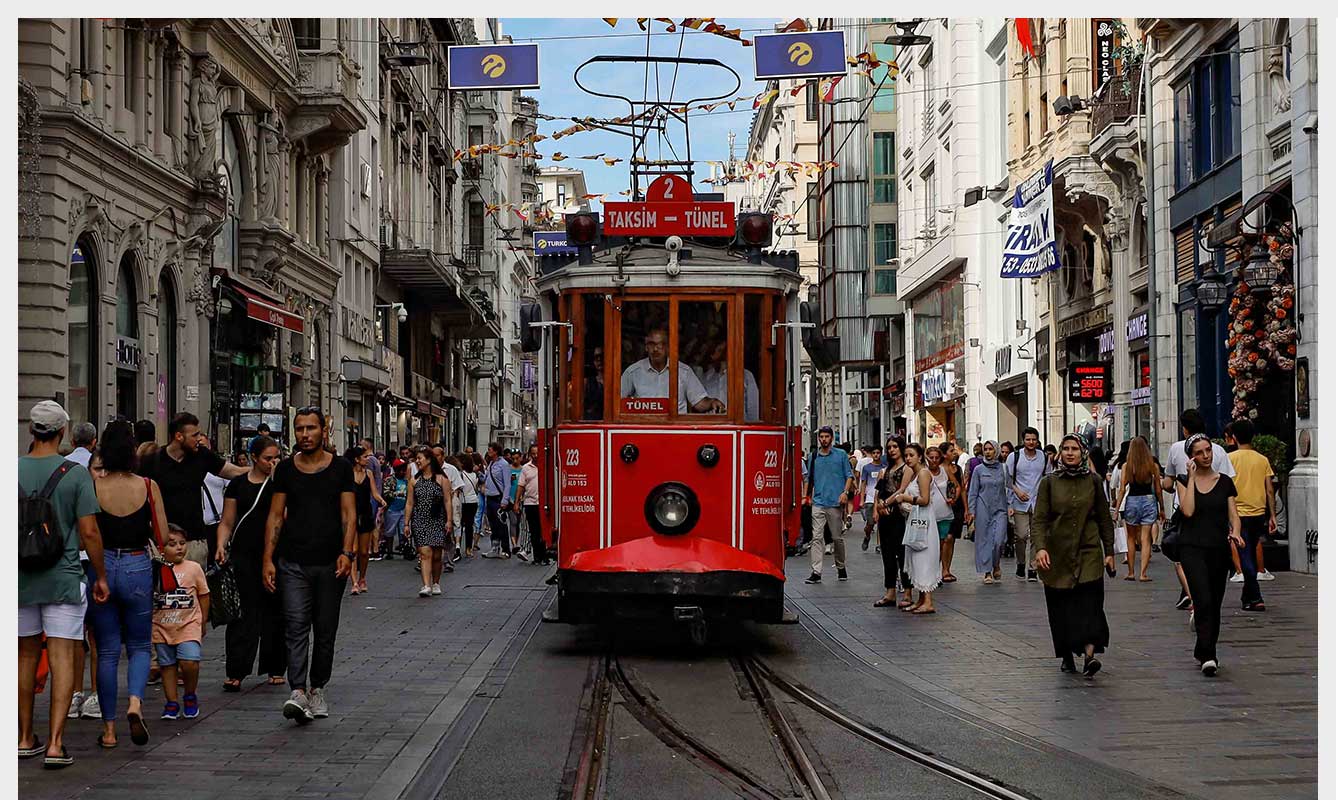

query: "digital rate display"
(1068, 363), (1112, 402)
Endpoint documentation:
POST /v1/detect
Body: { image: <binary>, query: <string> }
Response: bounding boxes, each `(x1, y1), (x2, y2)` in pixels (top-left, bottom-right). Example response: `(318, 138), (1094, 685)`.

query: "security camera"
(1302, 113), (1318, 136)
(664, 236), (684, 253)
(394, 303), (408, 323)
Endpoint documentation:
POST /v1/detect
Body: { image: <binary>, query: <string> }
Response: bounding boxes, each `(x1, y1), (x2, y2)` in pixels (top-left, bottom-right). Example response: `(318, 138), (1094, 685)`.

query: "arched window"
(67, 238), (98, 427)
(115, 253), (140, 419)
(156, 273), (178, 430)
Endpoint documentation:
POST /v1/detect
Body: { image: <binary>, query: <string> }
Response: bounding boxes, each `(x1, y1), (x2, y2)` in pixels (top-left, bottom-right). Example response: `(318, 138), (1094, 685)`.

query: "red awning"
(233, 285), (304, 333)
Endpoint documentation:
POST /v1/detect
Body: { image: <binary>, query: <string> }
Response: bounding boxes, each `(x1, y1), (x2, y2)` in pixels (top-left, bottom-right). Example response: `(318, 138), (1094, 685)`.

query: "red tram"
(521, 175), (806, 637)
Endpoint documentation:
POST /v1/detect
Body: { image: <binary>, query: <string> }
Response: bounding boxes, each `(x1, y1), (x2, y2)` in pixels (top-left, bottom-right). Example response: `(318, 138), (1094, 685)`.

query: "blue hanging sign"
(754, 30), (848, 80)
(447, 43), (540, 90)
(534, 231), (577, 255)
(1001, 160), (1062, 278)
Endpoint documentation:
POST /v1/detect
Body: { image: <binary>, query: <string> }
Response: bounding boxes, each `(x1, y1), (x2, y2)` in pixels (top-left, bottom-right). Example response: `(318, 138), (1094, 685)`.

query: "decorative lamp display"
(1242, 241), (1280, 291)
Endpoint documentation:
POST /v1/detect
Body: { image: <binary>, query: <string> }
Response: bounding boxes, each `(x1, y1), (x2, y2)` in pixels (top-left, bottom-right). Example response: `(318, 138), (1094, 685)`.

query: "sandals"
(18, 736), (44, 759)
(43, 746), (73, 769)
(127, 709), (150, 746)
(943, 574), (958, 583)
(268, 676), (287, 686)
(911, 607), (937, 615)
(1243, 601), (1267, 612)
(873, 597), (897, 607)
(222, 679), (242, 693)
(1124, 575), (1137, 581)
(96, 735), (118, 749)
(983, 575), (995, 585)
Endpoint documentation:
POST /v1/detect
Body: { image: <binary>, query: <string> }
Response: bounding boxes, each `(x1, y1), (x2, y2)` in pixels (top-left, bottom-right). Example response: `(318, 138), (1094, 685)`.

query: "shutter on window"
(1221, 198), (1244, 272)
(1175, 224), (1197, 284)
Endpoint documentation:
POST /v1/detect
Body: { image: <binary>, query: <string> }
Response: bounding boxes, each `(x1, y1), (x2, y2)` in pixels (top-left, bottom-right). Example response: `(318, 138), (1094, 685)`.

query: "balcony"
(464, 245), (484, 270)
(1091, 65), (1143, 139)
(288, 50), (367, 157)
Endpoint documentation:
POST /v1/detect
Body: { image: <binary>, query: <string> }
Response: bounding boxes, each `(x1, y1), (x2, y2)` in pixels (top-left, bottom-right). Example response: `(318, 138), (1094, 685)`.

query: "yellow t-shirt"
(1228, 448), (1274, 517)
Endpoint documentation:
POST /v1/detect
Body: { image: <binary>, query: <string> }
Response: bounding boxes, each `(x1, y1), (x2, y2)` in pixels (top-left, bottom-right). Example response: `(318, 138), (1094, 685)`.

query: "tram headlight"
(644, 482), (700, 536)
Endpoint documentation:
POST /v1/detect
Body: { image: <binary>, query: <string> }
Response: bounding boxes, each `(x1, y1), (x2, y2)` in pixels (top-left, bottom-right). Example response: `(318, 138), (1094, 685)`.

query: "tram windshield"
(567, 291), (783, 425)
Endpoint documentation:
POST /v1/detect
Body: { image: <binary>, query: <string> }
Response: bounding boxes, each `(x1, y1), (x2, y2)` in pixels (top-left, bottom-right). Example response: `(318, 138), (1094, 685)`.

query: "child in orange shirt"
(153, 525), (210, 720)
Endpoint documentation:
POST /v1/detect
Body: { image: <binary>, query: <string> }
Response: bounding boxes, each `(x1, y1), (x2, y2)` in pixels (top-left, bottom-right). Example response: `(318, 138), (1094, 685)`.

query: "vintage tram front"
(520, 177), (806, 634)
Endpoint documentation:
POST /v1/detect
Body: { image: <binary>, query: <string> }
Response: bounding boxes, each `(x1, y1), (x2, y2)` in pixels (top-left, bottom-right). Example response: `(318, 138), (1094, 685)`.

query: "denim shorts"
(155, 640), (203, 666)
(1122, 494), (1158, 526)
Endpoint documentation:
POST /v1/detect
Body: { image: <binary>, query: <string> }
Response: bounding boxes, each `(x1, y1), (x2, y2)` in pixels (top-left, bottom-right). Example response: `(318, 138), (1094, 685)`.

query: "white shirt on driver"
(696, 366), (760, 421)
(621, 358), (710, 413)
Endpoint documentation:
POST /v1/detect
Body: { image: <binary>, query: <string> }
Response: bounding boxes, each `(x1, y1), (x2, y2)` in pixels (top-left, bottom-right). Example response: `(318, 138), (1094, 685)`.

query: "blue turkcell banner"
(1001, 160), (1061, 278)
(534, 231), (578, 255)
(447, 43), (540, 90)
(754, 30), (847, 80)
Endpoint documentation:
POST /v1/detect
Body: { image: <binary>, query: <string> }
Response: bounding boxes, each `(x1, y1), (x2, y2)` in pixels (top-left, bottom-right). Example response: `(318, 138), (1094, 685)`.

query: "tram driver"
(621, 328), (725, 414)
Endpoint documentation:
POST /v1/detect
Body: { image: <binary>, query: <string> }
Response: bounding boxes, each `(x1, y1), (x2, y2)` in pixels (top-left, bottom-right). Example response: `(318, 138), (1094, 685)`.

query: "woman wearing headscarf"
(965, 441), (1009, 584)
(1033, 434), (1116, 677)
(1175, 433), (1245, 677)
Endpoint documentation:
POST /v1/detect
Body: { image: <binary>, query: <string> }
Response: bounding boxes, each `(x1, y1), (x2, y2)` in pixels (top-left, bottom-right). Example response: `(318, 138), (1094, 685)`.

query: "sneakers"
(838, 568), (848, 582)
(67, 692), (84, 719)
(1015, 563), (1026, 579)
(1175, 593), (1192, 610)
(183, 694), (199, 719)
(516, 551), (529, 562)
(80, 693), (101, 719)
(861, 534), (870, 551)
(804, 572), (822, 584)
(1200, 660), (1218, 677)
(1027, 569), (1038, 583)
(431, 583), (442, 596)
(161, 701), (180, 720)
(824, 544), (834, 555)
(418, 586), (432, 597)
(843, 516), (852, 531)
(1259, 570), (1276, 581)
(1229, 572), (1244, 583)
(308, 688), (329, 718)
(283, 690), (314, 725)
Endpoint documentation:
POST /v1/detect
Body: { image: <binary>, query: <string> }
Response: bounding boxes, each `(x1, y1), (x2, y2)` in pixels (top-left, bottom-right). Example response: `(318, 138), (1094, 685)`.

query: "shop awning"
(1207, 176), (1292, 249)
(231, 283), (304, 333)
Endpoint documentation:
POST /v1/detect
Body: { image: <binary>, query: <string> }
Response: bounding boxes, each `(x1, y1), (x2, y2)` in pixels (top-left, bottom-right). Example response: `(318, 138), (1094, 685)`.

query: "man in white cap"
(18, 401), (109, 768)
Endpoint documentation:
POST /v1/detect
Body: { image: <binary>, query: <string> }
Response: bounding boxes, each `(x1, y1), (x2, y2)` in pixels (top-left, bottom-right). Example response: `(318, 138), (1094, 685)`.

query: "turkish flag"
(1016, 18), (1036, 58)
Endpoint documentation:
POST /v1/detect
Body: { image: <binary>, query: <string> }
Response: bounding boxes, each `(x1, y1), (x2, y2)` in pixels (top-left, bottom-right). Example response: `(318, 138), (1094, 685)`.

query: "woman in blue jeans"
(88, 420), (170, 748)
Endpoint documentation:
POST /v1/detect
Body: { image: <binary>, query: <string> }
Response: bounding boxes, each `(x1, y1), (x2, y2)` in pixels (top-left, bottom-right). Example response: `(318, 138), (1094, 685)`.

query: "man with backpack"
(19, 401), (110, 769)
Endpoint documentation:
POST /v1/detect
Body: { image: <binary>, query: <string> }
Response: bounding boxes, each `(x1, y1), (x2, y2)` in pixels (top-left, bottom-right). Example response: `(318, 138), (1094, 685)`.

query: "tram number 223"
(763, 450), (779, 469)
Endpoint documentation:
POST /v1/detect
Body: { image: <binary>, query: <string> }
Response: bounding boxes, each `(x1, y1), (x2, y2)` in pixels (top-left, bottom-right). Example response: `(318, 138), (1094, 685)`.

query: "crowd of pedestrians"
(18, 400), (554, 767)
(799, 404), (1284, 681)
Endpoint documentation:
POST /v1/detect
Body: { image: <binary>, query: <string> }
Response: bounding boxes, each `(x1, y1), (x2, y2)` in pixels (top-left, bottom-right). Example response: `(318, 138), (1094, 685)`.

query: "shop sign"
(1092, 20), (1116, 93)
(1097, 325), (1116, 358)
(1126, 311), (1148, 343)
(116, 336), (141, 370)
(994, 345), (1012, 380)
(1131, 386), (1151, 407)
(1057, 305), (1112, 340)
(919, 362), (959, 406)
(1035, 327), (1050, 376)
(1068, 362), (1112, 402)
(1002, 160), (1062, 278)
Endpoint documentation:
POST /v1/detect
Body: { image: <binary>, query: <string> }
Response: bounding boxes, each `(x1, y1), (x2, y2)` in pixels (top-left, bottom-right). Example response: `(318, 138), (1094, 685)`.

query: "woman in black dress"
(215, 436), (286, 691)
(1175, 434), (1245, 676)
(872, 438), (911, 608)
(345, 446), (385, 596)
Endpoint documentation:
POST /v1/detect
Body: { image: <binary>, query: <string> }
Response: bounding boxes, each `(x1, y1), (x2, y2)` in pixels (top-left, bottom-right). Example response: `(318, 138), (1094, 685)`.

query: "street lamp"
(1053, 95), (1088, 116)
(384, 42), (431, 69)
(1242, 240), (1281, 291)
(1195, 273), (1231, 309)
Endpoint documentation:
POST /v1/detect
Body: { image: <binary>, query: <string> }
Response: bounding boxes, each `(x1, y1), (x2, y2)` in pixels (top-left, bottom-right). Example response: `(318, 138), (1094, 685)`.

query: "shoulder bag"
(205, 477), (265, 627)
(903, 493), (934, 552)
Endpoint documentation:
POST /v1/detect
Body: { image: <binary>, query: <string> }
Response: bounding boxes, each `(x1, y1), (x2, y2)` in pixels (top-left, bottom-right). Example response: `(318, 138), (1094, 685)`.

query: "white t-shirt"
(620, 358), (709, 413)
(928, 467), (953, 521)
(956, 452), (972, 472)
(202, 472), (229, 525)
(1164, 439), (1235, 510)
(461, 470), (480, 503)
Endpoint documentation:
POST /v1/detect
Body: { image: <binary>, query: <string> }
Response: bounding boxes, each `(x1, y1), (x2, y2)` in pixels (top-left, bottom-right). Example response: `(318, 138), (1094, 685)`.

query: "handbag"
(205, 477), (266, 628)
(145, 479), (181, 604)
(904, 503), (933, 552)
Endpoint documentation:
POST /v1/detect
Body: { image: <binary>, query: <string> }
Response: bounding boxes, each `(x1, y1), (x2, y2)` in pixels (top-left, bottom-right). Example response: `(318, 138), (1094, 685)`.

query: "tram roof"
(534, 241), (804, 294)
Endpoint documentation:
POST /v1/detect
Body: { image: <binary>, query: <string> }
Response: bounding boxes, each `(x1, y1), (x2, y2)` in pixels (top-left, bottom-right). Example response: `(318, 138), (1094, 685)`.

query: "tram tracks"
(561, 650), (1031, 800)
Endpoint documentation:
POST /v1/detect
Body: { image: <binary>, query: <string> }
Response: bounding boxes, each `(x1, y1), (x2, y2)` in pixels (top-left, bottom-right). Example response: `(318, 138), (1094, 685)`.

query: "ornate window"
(67, 239), (98, 428)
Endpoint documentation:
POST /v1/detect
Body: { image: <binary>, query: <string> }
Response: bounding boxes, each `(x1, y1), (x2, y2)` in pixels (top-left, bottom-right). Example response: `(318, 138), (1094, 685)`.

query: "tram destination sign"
(1068, 362), (1112, 402)
(603, 175), (735, 237)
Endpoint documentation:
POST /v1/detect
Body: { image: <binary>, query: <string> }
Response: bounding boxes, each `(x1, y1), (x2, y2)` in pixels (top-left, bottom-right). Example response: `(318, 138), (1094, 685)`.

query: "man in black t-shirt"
(139, 412), (247, 566)
(261, 407), (356, 725)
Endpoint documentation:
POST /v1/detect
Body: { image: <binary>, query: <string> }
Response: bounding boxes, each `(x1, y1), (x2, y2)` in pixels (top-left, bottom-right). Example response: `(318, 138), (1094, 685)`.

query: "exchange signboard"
(602, 175), (735, 237)
(1068, 362), (1112, 402)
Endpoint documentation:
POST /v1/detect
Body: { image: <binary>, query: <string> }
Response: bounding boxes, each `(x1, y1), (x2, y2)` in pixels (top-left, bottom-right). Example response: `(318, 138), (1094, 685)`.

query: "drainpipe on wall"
(1142, 33), (1161, 456)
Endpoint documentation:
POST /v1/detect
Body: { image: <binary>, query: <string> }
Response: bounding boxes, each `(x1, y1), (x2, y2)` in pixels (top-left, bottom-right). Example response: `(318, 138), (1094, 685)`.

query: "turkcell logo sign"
(534, 232), (577, 255)
(447, 43), (540, 90)
(1001, 160), (1061, 278)
(754, 30), (847, 79)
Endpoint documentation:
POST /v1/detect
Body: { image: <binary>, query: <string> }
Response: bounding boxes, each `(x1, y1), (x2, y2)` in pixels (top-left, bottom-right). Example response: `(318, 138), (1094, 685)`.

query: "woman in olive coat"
(1034, 434), (1117, 677)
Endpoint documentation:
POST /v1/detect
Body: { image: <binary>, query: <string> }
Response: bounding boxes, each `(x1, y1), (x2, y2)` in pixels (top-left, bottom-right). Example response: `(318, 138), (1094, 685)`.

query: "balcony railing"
(1091, 64), (1144, 136)
(464, 245), (483, 270)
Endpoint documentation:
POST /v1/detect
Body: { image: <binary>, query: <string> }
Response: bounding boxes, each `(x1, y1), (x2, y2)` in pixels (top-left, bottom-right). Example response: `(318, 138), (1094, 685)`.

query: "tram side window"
(581, 296), (605, 420)
(742, 295), (764, 423)
(678, 301), (729, 416)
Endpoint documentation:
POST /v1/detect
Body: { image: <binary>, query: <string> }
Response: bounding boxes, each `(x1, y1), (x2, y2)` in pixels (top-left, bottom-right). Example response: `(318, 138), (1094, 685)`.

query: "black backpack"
(18, 462), (75, 573)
